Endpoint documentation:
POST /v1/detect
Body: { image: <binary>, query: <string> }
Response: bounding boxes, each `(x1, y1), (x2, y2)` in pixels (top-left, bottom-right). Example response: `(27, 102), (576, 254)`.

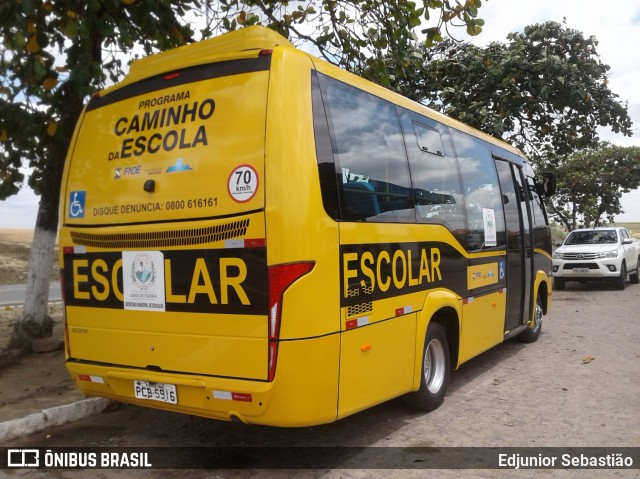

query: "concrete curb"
(0, 397), (112, 444)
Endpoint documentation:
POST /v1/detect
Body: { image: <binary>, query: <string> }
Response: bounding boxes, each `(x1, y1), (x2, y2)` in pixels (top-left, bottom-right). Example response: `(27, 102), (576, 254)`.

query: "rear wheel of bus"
(402, 321), (450, 411)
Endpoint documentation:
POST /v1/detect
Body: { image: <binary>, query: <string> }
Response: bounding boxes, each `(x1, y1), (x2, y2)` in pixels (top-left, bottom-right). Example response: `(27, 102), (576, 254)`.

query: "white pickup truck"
(552, 227), (640, 290)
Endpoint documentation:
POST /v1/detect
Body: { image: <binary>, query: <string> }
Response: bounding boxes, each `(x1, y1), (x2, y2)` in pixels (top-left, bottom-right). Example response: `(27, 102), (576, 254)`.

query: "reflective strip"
(395, 305), (413, 316)
(63, 245), (87, 255)
(78, 374), (104, 383)
(224, 238), (265, 249)
(213, 390), (233, 400)
(346, 316), (370, 330)
(213, 390), (252, 402)
(244, 238), (265, 248)
(231, 392), (252, 402)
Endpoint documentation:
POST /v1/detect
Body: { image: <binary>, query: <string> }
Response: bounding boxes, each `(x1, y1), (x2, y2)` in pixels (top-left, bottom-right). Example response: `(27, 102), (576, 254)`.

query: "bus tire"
(402, 321), (450, 412)
(519, 294), (543, 343)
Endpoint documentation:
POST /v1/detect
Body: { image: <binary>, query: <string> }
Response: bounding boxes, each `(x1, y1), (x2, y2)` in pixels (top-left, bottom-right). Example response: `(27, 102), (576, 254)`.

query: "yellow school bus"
(59, 26), (555, 427)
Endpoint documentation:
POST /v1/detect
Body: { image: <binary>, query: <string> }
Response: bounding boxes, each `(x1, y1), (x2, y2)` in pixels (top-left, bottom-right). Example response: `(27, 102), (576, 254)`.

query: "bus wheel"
(519, 294), (543, 343)
(402, 322), (450, 412)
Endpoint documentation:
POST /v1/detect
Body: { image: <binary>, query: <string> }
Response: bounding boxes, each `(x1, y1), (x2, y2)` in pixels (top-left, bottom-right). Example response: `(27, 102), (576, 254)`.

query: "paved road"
(0, 282), (61, 306)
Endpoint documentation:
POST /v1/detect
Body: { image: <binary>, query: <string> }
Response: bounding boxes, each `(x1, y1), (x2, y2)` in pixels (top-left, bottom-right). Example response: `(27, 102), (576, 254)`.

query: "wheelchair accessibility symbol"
(69, 191), (86, 218)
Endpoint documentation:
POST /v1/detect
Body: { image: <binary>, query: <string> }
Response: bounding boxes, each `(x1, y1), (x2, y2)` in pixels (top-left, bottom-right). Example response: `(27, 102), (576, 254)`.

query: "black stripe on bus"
(86, 55), (271, 112)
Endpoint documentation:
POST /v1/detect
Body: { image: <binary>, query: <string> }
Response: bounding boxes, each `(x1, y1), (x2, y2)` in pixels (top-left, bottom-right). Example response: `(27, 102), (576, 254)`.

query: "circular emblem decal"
(228, 165), (259, 203)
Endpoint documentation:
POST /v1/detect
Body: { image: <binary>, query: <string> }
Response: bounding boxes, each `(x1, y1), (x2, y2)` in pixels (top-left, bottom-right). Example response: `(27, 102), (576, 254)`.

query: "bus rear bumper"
(66, 334), (340, 427)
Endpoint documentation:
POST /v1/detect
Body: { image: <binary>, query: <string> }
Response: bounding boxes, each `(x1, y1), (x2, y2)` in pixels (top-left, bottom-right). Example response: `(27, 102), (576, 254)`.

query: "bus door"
(495, 160), (533, 332)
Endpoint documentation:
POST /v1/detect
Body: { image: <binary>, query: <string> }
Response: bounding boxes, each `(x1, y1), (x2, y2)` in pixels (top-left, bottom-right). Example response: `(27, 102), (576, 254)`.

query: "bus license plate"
(573, 268), (589, 273)
(134, 380), (177, 404)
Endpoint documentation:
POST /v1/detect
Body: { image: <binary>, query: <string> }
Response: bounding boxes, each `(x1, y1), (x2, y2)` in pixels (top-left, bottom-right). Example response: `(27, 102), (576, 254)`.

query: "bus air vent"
(346, 280), (373, 317)
(70, 219), (250, 249)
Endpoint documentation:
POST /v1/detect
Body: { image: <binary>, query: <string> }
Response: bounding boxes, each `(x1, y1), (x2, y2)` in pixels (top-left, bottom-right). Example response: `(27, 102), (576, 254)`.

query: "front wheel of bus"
(402, 322), (450, 412)
(519, 294), (543, 343)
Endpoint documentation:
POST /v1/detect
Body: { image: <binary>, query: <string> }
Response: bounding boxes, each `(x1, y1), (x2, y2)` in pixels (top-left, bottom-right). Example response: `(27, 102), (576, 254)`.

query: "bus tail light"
(267, 262), (315, 381)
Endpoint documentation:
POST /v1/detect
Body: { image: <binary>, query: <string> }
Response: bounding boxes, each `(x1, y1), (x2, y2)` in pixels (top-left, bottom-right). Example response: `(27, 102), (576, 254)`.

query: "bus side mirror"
(541, 172), (556, 197)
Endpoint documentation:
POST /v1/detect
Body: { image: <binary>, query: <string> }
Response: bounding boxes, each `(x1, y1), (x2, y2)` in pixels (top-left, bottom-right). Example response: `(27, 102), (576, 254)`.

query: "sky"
(1, 0), (639, 228)
(463, 0), (640, 222)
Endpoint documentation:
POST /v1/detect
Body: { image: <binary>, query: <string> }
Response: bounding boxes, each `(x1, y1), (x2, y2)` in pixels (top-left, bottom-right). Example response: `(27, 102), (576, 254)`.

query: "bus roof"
(98, 26), (294, 97)
(97, 25), (526, 162)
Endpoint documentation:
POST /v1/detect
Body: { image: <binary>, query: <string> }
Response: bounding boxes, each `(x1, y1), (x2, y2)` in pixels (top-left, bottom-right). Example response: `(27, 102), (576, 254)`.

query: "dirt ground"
(0, 304), (81, 423)
(0, 229), (71, 422)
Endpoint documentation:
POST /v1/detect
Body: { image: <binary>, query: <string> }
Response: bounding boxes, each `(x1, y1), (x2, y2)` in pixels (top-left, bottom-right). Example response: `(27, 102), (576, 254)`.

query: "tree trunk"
(7, 141), (65, 353)
(7, 82), (81, 353)
(2, 19), (100, 355)
(8, 221), (56, 352)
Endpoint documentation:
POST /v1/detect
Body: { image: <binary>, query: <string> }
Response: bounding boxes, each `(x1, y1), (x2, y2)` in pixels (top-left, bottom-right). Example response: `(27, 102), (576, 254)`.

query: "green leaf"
(466, 24), (482, 36)
(61, 17), (79, 38)
(409, 15), (421, 27)
(33, 59), (47, 80)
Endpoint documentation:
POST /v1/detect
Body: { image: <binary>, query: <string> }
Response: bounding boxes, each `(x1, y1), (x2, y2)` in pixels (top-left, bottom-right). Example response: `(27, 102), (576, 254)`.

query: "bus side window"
(413, 122), (445, 156)
(399, 109), (466, 245)
(315, 73), (415, 223)
(451, 130), (506, 251)
(342, 181), (380, 217)
(312, 72), (341, 220)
